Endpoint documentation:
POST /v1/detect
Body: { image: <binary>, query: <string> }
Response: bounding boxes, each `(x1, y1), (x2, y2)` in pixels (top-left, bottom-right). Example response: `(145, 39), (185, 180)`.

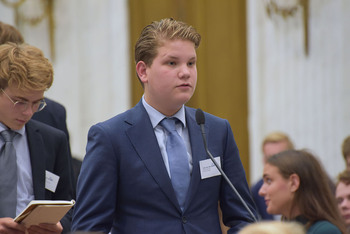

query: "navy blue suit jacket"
(32, 97), (81, 192)
(32, 97), (69, 142)
(25, 119), (74, 232)
(72, 101), (257, 234)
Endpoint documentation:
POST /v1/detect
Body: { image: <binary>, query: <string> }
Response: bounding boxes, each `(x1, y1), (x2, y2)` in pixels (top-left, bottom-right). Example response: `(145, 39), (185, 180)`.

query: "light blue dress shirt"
(142, 96), (193, 177)
(0, 123), (34, 216)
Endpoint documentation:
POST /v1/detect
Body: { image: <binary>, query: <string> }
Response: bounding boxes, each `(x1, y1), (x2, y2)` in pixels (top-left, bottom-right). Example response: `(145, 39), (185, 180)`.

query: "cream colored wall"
(247, 0), (350, 183)
(0, 0), (130, 159)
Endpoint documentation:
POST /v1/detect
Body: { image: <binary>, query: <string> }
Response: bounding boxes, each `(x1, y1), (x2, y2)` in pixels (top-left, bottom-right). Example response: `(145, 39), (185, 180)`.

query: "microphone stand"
(198, 117), (258, 223)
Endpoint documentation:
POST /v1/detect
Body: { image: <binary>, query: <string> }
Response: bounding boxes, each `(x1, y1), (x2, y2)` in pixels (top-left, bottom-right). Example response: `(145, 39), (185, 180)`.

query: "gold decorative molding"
(0, 0), (25, 8)
(265, 0), (309, 56)
(266, 0), (300, 18)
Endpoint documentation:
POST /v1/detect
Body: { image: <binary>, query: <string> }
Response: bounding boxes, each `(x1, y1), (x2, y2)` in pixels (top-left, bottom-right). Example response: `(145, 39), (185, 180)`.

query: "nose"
(23, 104), (35, 116)
(178, 64), (190, 79)
(258, 184), (266, 197)
(340, 199), (350, 210)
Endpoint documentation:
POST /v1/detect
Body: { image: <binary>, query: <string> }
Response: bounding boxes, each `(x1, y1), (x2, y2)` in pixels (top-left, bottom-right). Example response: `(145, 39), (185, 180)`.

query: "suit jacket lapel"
(26, 120), (46, 199)
(184, 107), (209, 210)
(125, 102), (180, 211)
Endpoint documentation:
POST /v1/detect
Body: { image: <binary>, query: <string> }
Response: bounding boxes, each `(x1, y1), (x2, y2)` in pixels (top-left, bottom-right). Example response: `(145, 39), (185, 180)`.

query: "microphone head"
(195, 108), (205, 125)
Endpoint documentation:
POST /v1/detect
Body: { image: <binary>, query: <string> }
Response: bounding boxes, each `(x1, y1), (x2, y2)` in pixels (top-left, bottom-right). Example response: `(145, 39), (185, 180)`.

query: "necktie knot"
(1, 130), (16, 143)
(160, 118), (178, 133)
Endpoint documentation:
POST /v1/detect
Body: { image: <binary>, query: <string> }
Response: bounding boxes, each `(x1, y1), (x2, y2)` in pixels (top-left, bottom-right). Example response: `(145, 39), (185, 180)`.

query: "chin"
(172, 98), (189, 107)
(266, 207), (278, 215)
(11, 123), (26, 130)
(180, 94), (193, 103)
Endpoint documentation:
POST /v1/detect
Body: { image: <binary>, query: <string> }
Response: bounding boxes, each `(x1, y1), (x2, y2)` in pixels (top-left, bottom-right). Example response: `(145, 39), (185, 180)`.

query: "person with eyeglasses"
(0, 42), (74, 233)
(1, 20), (81, 197)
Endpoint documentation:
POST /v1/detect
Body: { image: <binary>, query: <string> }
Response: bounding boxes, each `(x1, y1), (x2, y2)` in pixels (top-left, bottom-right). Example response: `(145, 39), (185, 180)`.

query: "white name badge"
(45, 170), (60, 193)
(199, 157), (221, 179)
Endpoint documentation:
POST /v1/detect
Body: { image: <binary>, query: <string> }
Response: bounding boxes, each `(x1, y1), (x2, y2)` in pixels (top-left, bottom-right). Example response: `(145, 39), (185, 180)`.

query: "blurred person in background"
(336, 170), (350, 232)
(259, 149), (346, 233)
(250, 131), (294, 220)
(342, 136), (350, 171)
(238, 220), (305, 234)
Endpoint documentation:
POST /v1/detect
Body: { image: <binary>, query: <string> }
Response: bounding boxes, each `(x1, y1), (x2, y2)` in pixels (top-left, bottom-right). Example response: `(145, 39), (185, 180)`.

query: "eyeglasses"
(1, 89), (47, 113)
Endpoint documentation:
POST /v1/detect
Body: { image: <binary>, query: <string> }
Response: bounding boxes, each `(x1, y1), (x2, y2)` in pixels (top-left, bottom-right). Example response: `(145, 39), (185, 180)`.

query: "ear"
(136, 61), (148, 84)
(289, 173), (300, 192)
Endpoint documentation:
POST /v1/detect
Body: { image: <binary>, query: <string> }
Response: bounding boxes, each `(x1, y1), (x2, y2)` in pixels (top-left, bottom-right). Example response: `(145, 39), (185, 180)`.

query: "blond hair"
(135, 18), (201, 67)
(342, 136), (350, 161)
(238, 221), (305, 234)
(0, 21), (24, 45)
(262, 131), (294, 152)
(0, 42), (53, 91)
(337, 170), (350, 186)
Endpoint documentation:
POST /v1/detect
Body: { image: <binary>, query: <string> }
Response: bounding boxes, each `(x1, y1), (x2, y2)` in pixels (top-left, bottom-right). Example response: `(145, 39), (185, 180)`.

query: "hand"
(0, 217), (26, 234)
(27, 222), (63, 234)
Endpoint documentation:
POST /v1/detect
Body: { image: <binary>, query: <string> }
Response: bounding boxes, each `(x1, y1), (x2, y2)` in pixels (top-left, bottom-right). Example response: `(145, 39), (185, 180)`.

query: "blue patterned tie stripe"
(160, 118), (190, 211)
(0, 130), (18, 218)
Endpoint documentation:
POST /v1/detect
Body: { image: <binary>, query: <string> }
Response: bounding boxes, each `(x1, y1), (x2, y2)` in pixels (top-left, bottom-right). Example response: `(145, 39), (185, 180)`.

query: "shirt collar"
(142, 95), (186, 128)
(0, 122), (25, 136)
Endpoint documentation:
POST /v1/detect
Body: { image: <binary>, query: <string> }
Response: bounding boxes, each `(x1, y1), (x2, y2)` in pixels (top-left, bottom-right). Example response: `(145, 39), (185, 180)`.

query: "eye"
(188, 61), (196, 66)
(263, 177), (272, 185)
(32, 101), (41, 108)
(337, 198), (343, 205)
(167, 61), (176, 66)
(15, 101), (28, 107)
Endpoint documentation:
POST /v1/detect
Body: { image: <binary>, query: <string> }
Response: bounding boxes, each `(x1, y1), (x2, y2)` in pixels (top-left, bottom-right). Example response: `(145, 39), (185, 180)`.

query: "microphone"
(195, 108), (258, 222)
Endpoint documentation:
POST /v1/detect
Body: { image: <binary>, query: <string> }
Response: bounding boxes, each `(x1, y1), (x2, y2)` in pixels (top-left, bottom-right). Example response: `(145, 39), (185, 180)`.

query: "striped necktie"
(0, 130), (18, 218)
(160, 118), (190, 211)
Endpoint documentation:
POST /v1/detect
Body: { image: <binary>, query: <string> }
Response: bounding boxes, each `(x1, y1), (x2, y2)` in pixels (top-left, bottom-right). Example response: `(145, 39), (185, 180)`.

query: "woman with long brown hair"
(259, 149), (346, 233)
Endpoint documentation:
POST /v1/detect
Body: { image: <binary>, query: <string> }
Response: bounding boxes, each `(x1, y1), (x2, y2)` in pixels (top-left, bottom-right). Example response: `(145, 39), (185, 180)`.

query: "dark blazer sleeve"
(72, 121), (119, 233)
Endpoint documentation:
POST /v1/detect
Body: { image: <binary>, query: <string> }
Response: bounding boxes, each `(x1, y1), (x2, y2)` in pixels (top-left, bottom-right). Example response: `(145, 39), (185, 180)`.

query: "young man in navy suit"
(72, 18), (257, 234)
(0, 43), (74, 233)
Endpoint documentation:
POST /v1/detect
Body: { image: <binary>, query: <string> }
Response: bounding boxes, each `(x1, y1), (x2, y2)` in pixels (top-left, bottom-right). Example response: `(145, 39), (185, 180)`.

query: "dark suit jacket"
(72, 101), (257, 234)
(250, 179), (274, 220)
(32, 97), (81, 194)
(26, 119), (74, 233)
(32, 97), (69, 142)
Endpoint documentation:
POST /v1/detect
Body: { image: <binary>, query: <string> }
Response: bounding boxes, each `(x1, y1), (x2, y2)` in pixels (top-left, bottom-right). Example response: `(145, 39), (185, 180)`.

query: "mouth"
(16, 119), (28, 124)
(264, 199), (270, 206)
(177, 83), (191, 88)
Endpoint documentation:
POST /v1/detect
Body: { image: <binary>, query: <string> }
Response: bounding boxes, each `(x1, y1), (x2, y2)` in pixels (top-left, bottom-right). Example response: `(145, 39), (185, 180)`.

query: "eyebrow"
(165, 55), (196, 60)
(14, 95), (44, 103)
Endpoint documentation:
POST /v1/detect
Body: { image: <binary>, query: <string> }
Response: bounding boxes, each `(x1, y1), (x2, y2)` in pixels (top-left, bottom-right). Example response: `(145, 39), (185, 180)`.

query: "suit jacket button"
(182, 216), (187, 224)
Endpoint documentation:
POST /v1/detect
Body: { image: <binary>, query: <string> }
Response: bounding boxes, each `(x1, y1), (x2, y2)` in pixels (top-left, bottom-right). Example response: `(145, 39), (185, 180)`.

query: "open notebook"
(14, 200), (75, 227)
